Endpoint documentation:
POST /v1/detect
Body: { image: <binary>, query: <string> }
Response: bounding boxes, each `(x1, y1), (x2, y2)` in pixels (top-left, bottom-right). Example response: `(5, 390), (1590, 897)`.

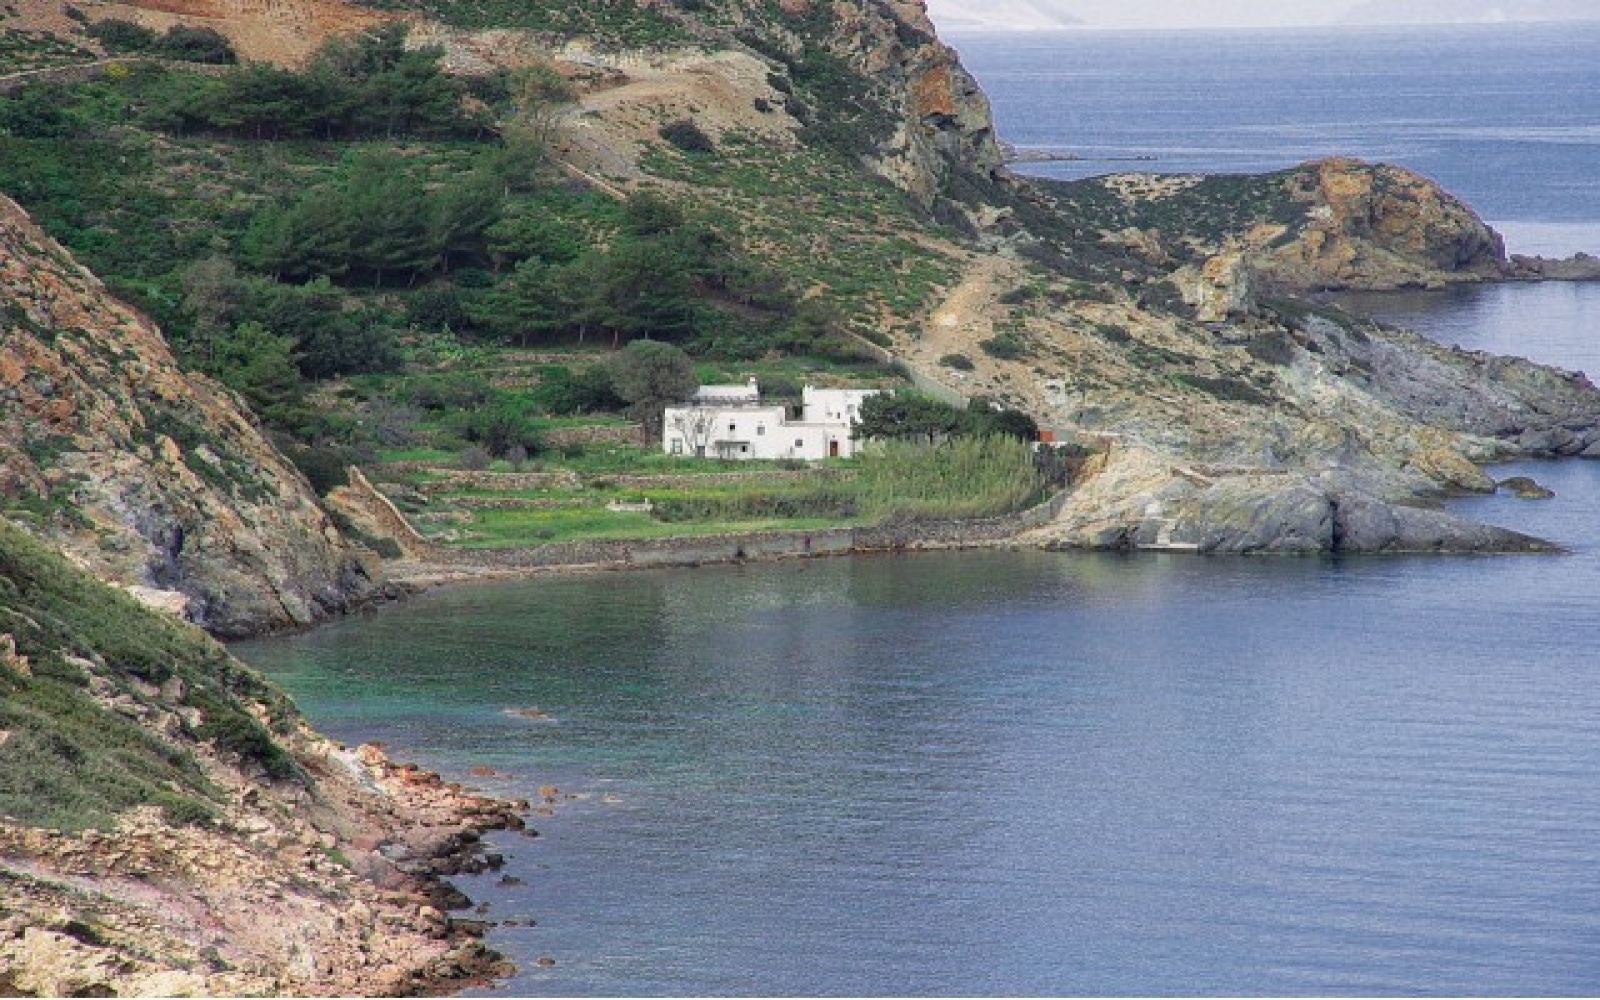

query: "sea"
(234, 24), (1600, 997)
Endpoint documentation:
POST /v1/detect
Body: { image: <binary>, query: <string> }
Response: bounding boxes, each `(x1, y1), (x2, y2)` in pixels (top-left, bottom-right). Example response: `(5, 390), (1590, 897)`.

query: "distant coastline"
(998, 141), (1156, 165)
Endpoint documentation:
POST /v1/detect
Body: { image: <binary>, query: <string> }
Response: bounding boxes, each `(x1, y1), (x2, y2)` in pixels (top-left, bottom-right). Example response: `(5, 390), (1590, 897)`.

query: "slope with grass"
(0, 519), (524, 996)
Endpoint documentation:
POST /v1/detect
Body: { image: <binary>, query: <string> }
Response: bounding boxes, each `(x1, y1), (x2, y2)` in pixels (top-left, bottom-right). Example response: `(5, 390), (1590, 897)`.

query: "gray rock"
(1516, 427), (1577, 456)
(1497, 476), (1555, 499)
(1330, 491), (1555, 553)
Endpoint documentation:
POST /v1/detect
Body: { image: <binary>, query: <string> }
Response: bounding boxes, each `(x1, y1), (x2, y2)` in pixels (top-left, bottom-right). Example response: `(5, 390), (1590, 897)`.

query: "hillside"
(0, 519), (524, 995)
(4, 0), (1599, 564)
(4, 0), (1600, 992)
(0, 195), (376, 637)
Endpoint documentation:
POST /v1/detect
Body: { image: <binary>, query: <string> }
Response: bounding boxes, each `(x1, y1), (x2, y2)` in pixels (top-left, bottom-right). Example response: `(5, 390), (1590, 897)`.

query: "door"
(829, 440), (840, 458)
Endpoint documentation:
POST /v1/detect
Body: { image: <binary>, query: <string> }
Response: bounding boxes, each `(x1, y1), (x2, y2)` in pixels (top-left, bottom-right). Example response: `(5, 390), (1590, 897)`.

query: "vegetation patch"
(0, 520), (301, 831)
(347, 0), (692, 48)
(856, 436), (1044, 523)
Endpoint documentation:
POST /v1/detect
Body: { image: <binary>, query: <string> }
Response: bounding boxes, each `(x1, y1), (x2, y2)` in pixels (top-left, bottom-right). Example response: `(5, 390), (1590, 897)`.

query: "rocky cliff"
(1256, 158), (1507, 290)
(765, 0), (1006, 205)
(907, 160), (1600, 554)
(0, 196), (374, 637)
(1052, 158), (1510, 297)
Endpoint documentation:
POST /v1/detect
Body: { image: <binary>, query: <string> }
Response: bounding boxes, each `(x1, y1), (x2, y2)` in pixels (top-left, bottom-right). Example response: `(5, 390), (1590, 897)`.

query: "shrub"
(458, 401), (543, 458)
(191, 695), (296, 780)
(531, 365), (623, 415)
(280, 443), (353, 495)
(939, 353), (975, 371)
(457, 445), (492, 471)
(403, 372), (495, 412)
(660, 119), (715, 154)
(152, 26), (236, 64)
(979, 335), (1027, 360)
(86, 18), (157, 53)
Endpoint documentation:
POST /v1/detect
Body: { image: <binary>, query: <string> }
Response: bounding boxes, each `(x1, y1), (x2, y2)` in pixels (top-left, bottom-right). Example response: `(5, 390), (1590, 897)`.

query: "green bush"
(85, 18), (157, 53)
(660, 119), (715, 154)
(979, 334), (1027, 360)
(939, 353), (974, 371)
(456, 401), (544, 458)
(191, 694), (296, 780)
(152, 26), (236, 64)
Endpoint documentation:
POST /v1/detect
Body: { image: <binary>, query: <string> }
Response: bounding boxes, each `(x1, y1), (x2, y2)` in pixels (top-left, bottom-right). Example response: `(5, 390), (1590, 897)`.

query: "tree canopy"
(608, 340), (698, 441)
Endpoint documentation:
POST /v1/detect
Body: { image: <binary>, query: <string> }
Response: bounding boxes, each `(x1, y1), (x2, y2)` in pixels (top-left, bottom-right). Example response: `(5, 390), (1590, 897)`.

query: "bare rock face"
(731, 0), (1004, 206)
(1067, 159), (1511, 295)
(0, 196), (372, 636)
(1258, 158), (1507, 290)
(852, 0), (1005, 203)
(1031, 446), (1554, 555)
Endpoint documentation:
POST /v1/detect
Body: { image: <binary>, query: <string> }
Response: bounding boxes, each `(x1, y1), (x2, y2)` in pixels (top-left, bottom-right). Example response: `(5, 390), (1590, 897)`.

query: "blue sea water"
(236, 26), (1600, 998)
(946, 23), (1600, 247)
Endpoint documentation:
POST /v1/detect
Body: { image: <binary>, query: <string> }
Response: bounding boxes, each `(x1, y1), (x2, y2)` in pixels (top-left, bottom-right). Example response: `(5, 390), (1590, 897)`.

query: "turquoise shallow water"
(237, 491), (1600, 995)
(235, 28), (1600, 997)
(235, 270), (1600, 994)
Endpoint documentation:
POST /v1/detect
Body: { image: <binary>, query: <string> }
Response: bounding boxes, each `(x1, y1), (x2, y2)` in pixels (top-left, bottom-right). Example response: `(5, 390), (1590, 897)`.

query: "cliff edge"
(0, 195), (375, 637)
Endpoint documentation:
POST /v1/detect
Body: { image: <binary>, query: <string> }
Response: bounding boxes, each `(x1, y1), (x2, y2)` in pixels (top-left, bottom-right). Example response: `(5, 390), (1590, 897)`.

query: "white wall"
(664, 386), (881, 462)
(664, 405), (861, 460)
(801, 387), (879, 425)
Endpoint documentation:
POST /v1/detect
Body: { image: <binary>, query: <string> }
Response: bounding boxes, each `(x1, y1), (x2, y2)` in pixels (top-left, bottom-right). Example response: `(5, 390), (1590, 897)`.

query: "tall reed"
(856, 435), (1044, 522)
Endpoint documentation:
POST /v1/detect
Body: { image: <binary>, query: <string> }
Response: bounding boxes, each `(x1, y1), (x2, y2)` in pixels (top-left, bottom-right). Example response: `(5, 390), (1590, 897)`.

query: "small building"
(663, 380), (880, 461)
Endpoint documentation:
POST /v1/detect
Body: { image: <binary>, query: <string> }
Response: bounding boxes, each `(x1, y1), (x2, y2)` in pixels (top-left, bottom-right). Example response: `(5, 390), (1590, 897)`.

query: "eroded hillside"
(0, 195), (374, 636)
(0, 520), (524, 995)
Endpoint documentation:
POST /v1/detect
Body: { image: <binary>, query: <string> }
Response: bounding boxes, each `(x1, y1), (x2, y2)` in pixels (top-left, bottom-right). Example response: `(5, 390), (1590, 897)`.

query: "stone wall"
(0, 58), (230, 94)
(594, 468), (848, 490)
(324, 467), (434, 558)
(543, 424), (642, 448)
(413, 470), (583, 493)
(426, 488), (1072, 573)
(406, 467), (846, 494)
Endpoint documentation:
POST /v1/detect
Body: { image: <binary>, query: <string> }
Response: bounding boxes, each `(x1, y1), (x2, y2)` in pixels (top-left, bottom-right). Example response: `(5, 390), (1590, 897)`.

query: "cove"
(235, 270), (1600, 996)
(236, 465), (1600, 996)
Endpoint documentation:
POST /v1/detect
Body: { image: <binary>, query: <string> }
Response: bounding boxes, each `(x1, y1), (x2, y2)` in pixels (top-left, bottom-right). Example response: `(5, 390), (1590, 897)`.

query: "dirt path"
(890, 253), (1021, 402)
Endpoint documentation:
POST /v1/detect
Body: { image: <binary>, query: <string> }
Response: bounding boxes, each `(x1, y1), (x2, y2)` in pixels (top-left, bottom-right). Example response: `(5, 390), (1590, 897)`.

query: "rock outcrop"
(906, 161), (1600, 554)
(1506, 252), (1600, 281)
(1066, 158), (1513, 296)
(0, 521), (527, 996)
(1027, 445), (1554, 555)
(0, 196), (374, 637)
(817, 0), (1005, 204)
(1256, 158), (1507, 291)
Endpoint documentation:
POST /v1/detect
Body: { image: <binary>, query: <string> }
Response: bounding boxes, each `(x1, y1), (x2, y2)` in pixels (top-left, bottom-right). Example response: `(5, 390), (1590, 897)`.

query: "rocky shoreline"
(1506, 252), (1600, 282)
(0, 737), (530, 997)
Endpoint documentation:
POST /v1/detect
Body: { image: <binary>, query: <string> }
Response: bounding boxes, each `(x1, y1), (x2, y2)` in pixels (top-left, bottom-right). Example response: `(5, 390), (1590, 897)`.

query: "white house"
(663, 380), (880, 461)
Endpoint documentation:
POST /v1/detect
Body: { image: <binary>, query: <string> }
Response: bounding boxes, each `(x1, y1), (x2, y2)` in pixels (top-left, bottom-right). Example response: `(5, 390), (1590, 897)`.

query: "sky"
(922, 0), (1599, 30)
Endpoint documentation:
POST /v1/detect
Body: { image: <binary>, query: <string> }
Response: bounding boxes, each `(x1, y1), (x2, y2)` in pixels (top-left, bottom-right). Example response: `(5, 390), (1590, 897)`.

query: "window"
(757, 424), (766, 435)
(795, 439), (804, 448)
(670, 440), (683, 455)
(740, 445), (749, 453)
(729, 422), (737, 432)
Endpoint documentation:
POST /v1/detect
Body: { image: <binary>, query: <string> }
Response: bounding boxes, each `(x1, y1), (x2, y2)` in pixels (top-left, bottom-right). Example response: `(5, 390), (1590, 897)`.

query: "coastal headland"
(2, 0), (1600, 993)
